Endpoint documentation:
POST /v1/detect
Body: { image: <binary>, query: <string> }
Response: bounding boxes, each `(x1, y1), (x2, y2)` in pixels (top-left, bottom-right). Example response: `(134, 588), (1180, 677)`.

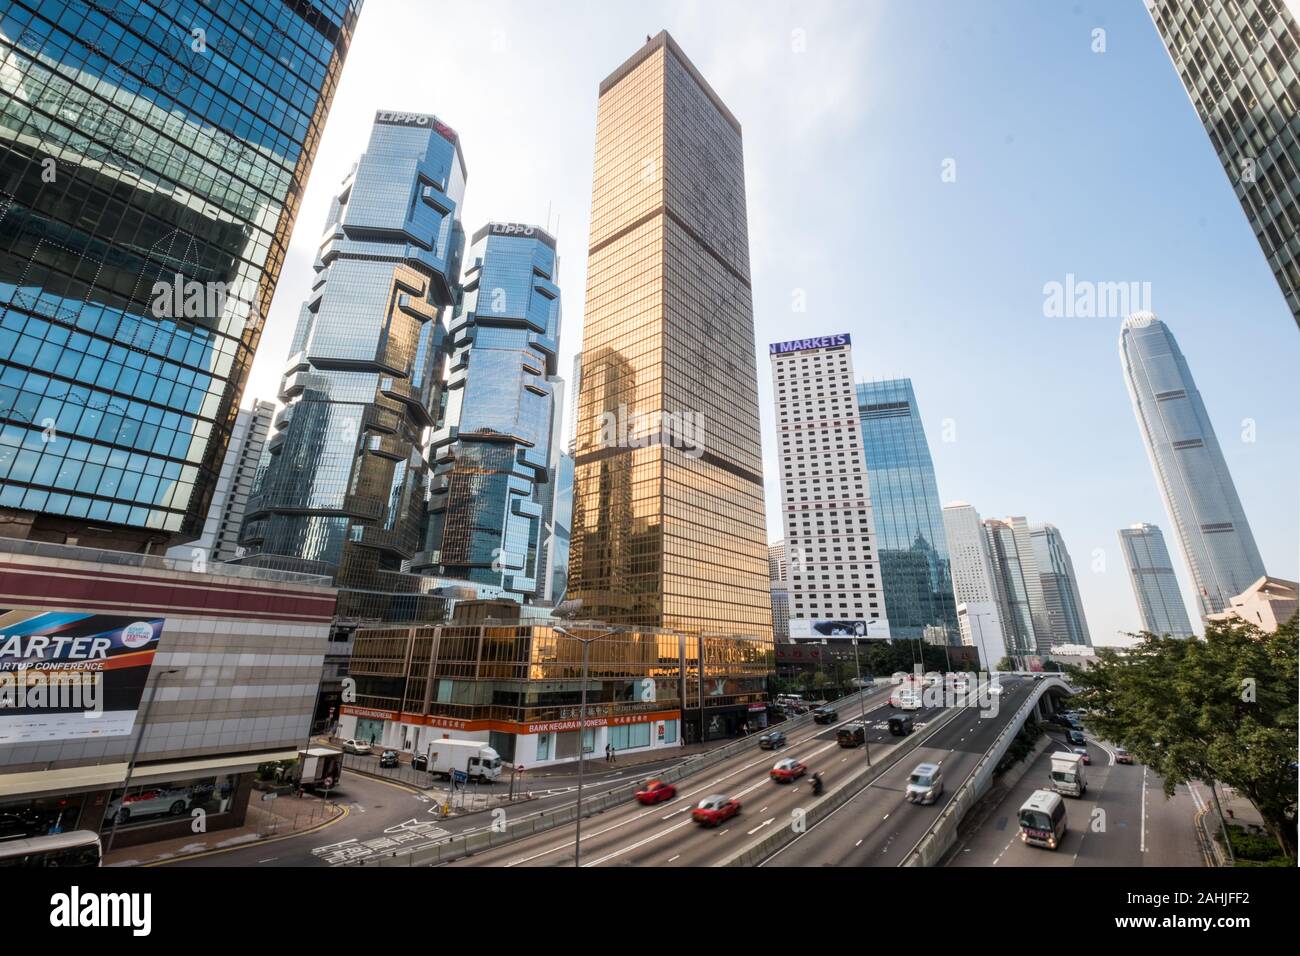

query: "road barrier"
(900, 677), (1074, 867)
(715, 701), (967, 867)
(355, 685), (892, 866)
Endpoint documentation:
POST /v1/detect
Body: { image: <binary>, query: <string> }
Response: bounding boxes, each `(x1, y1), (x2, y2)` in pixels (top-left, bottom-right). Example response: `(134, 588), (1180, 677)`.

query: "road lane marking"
(1140, 765), (1148, 853)
(747, 819), (775, 835)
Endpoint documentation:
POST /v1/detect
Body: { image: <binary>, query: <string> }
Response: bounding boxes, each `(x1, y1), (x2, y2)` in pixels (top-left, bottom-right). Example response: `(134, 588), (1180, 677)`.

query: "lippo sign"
(769, 333), (851, 355)
(0, 610), (162, 744)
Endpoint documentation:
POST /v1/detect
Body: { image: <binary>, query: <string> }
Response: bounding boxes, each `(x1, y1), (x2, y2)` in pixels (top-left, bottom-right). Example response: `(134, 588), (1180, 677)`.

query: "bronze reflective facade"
(348, 621), (772, 745)
(569, 32), (773, 642)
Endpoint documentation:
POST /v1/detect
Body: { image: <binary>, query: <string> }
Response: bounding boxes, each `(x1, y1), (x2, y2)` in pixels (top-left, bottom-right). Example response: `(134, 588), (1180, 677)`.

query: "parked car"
(888, 715), (914, 736)
(341, 739), (372, 755)
(379, 749), (400, 768)
(411, 753), (429, 771)
(906, 763), (944, 805)
(105, 787), (192, 824)
(691, 794), (741, 827)
(836, 723), (866, 747)
(1071, 745), (1091, 765)
(812, 706), (838, 724)
(635, 780), (677, 805)
(1114, 747), (1133, 765)
(758, 730), (786, 750)
(770, 758), (807, 783)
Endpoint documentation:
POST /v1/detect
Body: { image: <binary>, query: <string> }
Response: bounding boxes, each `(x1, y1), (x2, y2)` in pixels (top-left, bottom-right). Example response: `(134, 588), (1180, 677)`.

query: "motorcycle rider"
(811, 771), (824, 795)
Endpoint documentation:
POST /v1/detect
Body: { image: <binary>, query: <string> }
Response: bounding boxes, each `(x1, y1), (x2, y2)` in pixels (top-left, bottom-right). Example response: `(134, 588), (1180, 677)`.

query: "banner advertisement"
(0, 610), (163, 744)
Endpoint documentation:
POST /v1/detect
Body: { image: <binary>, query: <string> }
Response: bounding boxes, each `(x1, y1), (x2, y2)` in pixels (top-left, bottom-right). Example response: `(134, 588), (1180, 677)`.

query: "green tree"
(1068, 616), (1298, 860)
(996, 656), (1015, 672)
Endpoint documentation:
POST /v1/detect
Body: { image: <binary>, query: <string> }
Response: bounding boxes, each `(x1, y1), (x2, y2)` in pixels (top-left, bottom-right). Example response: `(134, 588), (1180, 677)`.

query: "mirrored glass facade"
(1119, 312), (1265, 617)
(1147, 0), (1300, 328)
(1029, 523), (1092, 647)
(0, 0), (361, 549)
(238, 111), (467, 621)
(415, 223), (561, 601)
(855, 378), (958, 641)
(1118, 522), (1196, 637)
(349, 621), (771, 745)
(983, 518), (1044, 658)
(569, 32), (773, 642)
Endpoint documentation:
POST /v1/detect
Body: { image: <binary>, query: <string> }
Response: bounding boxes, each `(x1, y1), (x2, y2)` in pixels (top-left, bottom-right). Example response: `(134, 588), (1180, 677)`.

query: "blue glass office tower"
(413, 223), (561, 600)
(855, 379), (958, 641)
(1029, 523), (1092, 647)
(239, 111), (466, 620)
(0, 0), (361, 551)
(1119, 522), (1195, 638)
(1120, 313), (1266, 617)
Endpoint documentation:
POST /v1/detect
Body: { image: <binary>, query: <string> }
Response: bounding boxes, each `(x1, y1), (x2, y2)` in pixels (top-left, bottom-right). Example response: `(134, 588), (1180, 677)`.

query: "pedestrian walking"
(610, 745), (616, 763)
(604, 743), (611, 762)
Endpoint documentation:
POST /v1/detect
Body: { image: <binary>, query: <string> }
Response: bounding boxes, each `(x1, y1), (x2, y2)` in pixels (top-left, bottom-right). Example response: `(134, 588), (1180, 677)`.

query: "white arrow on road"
(747, 818), (776, 836)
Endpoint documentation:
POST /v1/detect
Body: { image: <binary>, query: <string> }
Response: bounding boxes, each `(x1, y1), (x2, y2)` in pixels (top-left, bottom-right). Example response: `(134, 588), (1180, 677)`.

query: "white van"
(1019, 789), (1067, 849)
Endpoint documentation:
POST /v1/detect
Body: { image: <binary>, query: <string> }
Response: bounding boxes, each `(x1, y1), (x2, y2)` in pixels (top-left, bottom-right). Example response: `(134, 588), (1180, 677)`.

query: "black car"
(812, 707), (838, 724)
(379, 750), (401, 768)
(888, 715), (914, 736)
(836, 723), (866, 747)
(758, 730), (786, 750)
(1067, 729), (1086, 746)
(411, 753), (429, 772)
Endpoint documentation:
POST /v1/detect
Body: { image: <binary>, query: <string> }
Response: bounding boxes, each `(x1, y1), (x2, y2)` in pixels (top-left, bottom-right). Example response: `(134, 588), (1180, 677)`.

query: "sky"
(243, 0), (1299, 647)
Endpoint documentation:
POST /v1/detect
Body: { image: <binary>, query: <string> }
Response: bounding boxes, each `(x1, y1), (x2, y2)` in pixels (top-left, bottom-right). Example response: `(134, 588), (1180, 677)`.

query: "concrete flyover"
(902, 675), (1076, 867)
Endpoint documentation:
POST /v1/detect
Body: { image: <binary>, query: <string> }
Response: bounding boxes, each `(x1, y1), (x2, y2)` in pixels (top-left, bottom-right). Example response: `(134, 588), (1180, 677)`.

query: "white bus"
(1018, 790), (1067, 850)
(0, 830), (102, 867)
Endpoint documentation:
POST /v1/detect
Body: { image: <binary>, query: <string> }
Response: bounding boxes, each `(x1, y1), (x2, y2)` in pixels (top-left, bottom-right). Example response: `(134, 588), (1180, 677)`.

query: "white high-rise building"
(769, 540), (787, 582)
(167, 400), (275, 565)
(770, 334), (888, 641)
(942, 501), (1008, 668)
(1119, 313), (1266, 617)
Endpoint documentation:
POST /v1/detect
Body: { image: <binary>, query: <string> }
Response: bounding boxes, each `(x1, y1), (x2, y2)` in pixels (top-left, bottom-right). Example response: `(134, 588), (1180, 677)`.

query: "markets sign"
(0, 611), (162, 744)
(769, 333), (851, 355)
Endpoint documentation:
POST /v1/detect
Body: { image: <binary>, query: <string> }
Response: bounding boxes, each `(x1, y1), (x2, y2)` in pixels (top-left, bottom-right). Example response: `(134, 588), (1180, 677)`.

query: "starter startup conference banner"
(0, 610), (164, 744)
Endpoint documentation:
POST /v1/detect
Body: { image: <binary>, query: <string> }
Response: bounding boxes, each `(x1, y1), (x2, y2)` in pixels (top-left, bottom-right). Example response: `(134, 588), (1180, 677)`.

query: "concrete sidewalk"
(103, 791), (343, 867)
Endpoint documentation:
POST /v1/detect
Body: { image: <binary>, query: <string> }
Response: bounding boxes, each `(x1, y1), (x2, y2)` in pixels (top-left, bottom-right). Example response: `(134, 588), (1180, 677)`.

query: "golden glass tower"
(570, 32), (773, 641)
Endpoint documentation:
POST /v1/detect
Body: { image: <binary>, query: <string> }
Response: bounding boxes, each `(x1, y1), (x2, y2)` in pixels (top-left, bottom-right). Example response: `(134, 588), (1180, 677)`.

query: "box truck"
(421, 740), (503, 782)
(297, 747), (343, 791)
(1048, 751), (1087, 797)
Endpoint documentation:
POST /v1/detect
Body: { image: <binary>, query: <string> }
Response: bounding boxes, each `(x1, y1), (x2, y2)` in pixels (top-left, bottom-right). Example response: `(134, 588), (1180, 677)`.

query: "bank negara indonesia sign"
(769, 333), (851, 355)
(0, 611), (163, 744)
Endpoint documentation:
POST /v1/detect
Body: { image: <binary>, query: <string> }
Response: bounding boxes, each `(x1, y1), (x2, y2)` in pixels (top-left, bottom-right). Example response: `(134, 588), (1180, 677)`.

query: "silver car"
(906, 762), (944, 805)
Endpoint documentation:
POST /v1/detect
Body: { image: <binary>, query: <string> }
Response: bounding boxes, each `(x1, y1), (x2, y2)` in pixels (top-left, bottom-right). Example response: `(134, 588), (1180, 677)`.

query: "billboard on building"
(0, 610), (163, 743)
(789, 619), (891, 640)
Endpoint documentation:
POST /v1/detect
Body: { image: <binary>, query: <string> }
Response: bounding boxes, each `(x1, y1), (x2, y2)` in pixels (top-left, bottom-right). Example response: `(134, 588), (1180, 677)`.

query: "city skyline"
(239, 0), (1297, 646)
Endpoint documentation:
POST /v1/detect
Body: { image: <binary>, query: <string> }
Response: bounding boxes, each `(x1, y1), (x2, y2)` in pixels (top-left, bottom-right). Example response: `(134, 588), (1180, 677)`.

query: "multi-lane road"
(446, 682), (1023, 867)
(761, 676), (1033, 865)
(948, 730), (1205, 867)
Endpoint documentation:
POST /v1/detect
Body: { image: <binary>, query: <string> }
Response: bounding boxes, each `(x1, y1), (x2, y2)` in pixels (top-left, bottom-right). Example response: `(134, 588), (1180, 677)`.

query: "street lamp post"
(850, 636), (871, 767)
(106, 668), (178, 854)
(555, 624), (615, 867)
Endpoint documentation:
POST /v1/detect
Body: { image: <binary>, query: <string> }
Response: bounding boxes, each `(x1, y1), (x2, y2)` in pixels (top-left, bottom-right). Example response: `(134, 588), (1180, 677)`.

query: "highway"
(948, 731), (1205, 867)
(760, 676), (1033, 866)
(447, 684), (946, 867)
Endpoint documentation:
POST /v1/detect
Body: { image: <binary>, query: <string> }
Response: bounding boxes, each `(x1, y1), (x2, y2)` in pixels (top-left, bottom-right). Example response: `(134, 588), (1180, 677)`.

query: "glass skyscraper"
(239, 110), (467, 621)
(1029, 523), (1092, 647)
(856, 379), (957, 641)
(0, 0), (361, 550)
(1120, 312), (1266, 617)
(983, 517), (1048, 659)
(415, 222), (561, 601)
(569, 32), (773, 641)
(1146, 0), (1300, 328)
(1119, 522), (1196, 637)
